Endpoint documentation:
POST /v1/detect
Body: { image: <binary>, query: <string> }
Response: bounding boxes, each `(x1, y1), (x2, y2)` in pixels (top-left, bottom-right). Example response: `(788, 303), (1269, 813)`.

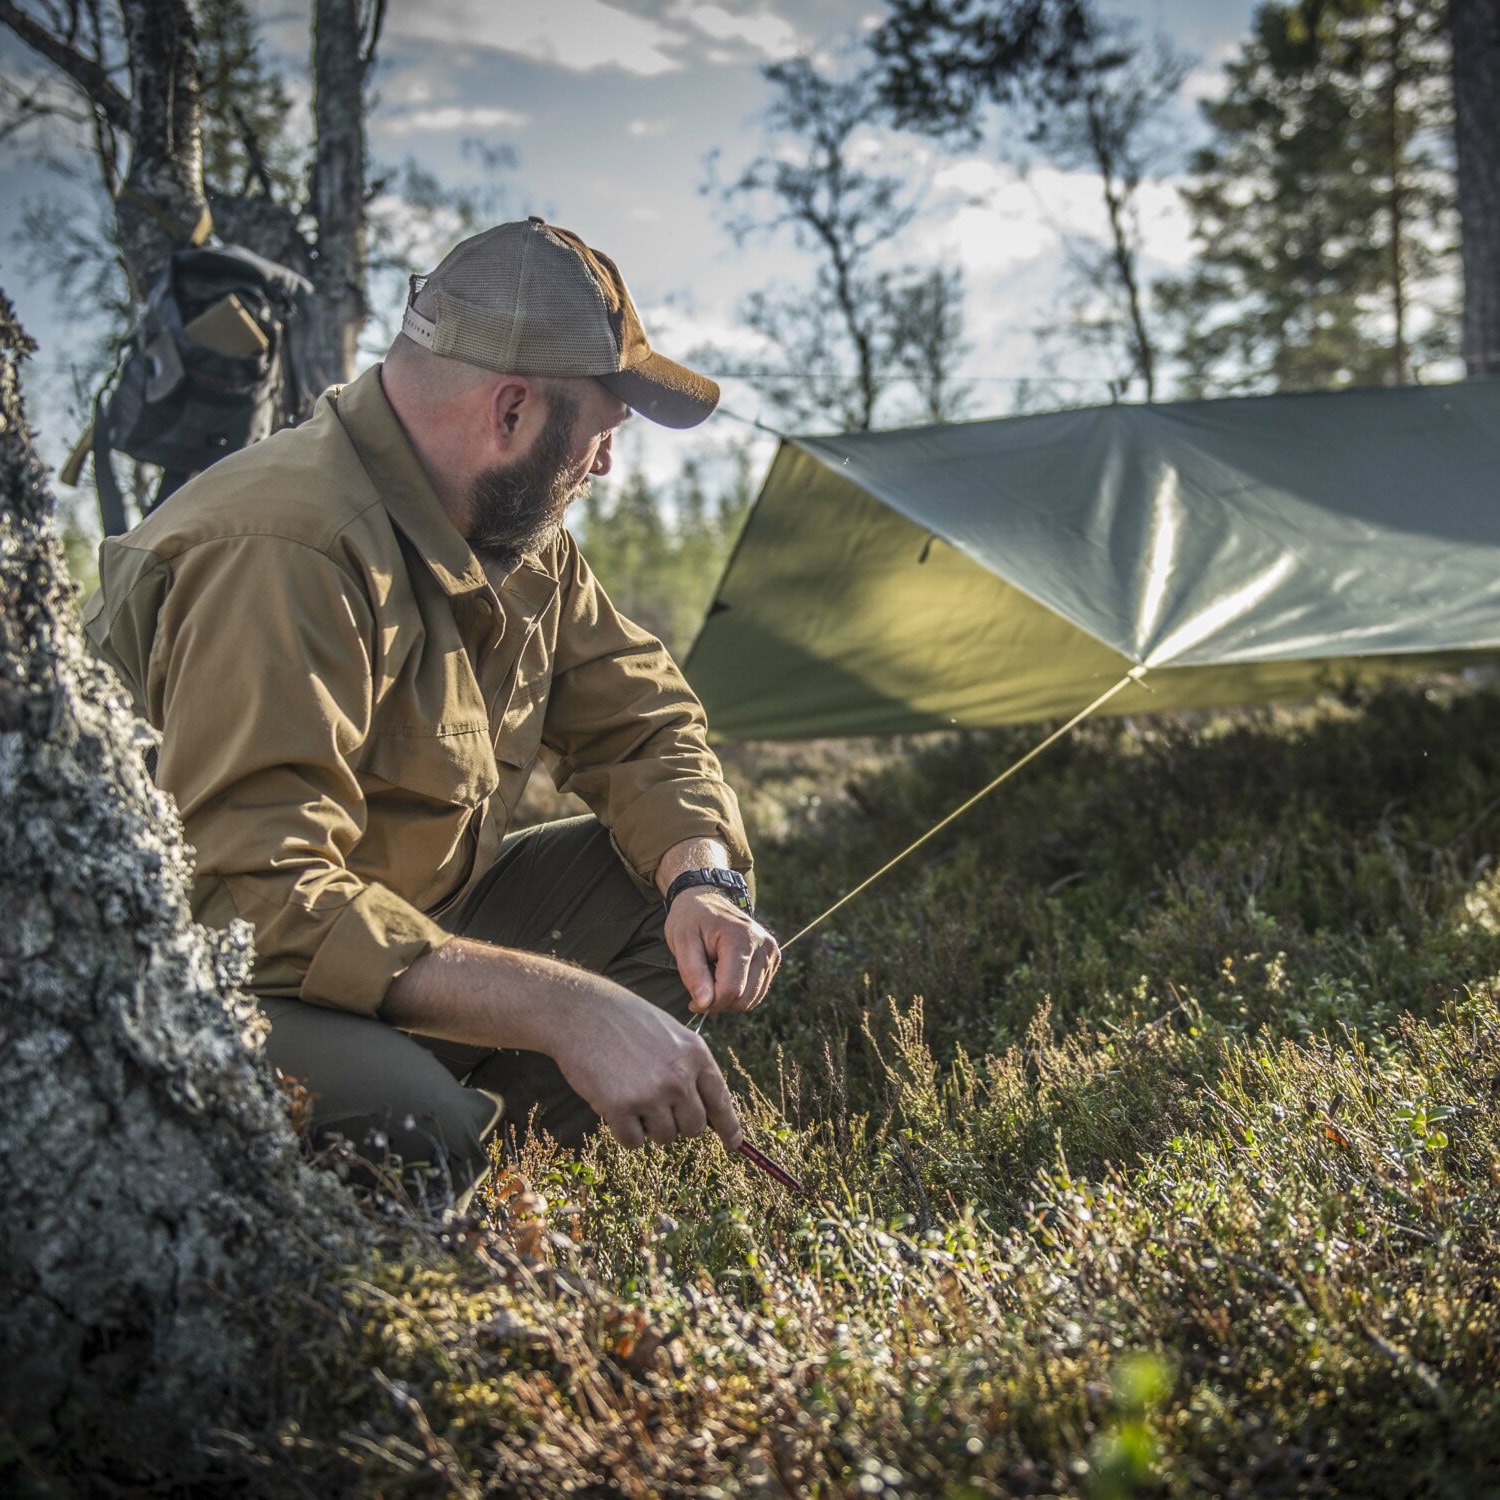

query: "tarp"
(684, 381), (1500, 741)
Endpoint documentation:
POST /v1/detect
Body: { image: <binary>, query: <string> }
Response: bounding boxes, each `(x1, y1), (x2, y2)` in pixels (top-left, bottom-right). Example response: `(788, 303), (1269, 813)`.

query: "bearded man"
(84, 218), (779, 1206)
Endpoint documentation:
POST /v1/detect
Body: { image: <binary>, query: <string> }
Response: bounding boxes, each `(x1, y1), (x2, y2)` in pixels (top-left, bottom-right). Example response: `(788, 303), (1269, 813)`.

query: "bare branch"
(231, 101), (275, 197)
(0, 0), (128, 128)
(359, 0), (385, 75)
(0, 71), (88, 141)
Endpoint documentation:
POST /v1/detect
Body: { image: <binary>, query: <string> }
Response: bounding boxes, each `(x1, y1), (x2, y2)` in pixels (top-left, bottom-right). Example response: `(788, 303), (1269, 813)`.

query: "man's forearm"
(377, 932), (744, 1150)
(655, 836), (734, 897)
(380, 936), (601, 1052)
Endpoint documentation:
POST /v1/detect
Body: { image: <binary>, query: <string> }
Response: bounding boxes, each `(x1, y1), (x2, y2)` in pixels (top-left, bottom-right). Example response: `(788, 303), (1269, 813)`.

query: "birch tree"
(712, 57), (970, 432)
(0, 0), (384, 422)
(871, 0), (1179, 401)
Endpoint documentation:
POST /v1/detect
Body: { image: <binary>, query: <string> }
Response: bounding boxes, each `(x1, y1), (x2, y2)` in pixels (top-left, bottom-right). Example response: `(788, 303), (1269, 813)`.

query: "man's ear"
(487, 377), (539, 457)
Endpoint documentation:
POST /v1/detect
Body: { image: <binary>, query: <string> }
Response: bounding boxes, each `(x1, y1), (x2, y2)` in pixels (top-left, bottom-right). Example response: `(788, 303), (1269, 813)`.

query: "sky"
(0, 0), (1261, 514)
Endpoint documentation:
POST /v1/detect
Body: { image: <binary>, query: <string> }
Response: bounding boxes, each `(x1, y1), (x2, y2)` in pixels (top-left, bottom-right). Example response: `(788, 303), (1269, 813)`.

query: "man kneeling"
(84, 218), (779, 1205)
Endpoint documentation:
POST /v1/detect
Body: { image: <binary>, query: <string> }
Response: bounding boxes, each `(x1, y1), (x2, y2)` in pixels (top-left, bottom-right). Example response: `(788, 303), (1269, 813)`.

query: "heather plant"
(219, 678), (1500, 1496)
(246, 968), (1500, 1496)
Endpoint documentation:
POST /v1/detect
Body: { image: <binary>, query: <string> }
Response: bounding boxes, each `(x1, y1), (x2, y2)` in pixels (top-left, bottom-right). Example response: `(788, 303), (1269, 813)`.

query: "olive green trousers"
(260, 816), (691, 1207)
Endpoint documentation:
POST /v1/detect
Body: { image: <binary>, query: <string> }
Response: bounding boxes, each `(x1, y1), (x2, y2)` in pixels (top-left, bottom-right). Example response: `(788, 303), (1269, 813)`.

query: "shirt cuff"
(299, 881), (453, 1015)
(609, 776), (753, 888)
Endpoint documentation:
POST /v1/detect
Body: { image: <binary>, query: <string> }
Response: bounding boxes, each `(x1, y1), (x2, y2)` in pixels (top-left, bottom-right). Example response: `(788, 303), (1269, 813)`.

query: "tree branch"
(359, 0), (385, 76)
(0, 0), (128, 129)
(0, 72), (87, 142)
(231, 101), (275, 197)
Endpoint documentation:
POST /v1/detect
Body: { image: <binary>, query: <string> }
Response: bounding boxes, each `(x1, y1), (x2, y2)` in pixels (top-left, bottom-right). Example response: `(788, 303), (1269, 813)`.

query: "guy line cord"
(779, 665), (1150, 953)
(689, 664), (1150, 1037)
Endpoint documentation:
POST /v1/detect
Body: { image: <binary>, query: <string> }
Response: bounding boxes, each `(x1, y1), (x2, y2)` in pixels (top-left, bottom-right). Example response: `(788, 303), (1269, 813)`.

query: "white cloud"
(628, 119), (670, 138)
(373, 0), (813, 79)
(917, 156), (1196, 278)
(922, 159), (1078, 274)
(380, 73), (439, 108)
(1181, 40), (1239, 104)
(382, 105), (531, 136)
(1133, 180), (1197, 271)
(672, 3), (804, 61)
(931, 160), (1005, 200)
(385, 0), (682, 76)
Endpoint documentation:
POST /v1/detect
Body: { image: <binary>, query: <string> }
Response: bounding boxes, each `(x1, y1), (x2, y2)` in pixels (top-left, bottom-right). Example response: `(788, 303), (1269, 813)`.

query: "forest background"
(5, 0), (1495, 646)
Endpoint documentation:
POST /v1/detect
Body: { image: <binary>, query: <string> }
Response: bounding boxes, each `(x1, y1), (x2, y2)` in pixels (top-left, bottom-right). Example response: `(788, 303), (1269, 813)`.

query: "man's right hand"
(381, 935), (743, 1152)
(549, 986), (742, 1150)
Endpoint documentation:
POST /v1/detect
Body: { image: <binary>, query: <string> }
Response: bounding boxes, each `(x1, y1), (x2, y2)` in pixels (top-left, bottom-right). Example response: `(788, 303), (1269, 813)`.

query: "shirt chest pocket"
(494, 668), (549, 771)
(359, 723), (499, 808)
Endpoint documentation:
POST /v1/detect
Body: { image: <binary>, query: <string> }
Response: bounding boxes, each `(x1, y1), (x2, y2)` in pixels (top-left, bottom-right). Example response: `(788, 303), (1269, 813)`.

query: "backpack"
(80, 243), (313, 535)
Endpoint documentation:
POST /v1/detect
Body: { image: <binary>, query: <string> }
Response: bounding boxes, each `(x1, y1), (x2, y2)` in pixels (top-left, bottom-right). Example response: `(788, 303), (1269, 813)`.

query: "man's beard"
(465, 388), (589, 566)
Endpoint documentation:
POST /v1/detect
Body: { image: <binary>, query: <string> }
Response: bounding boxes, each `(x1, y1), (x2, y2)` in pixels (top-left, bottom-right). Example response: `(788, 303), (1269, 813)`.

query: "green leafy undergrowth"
(728, 682), (1500, 1106)
(223, 682), (1500, 1494)
(246, 982), (1500, 1497)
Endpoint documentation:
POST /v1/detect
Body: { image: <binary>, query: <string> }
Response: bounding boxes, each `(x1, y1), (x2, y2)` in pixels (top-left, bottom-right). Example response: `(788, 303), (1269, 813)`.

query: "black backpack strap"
(92, 391), (130, 538)
(150, 470), (191, 514)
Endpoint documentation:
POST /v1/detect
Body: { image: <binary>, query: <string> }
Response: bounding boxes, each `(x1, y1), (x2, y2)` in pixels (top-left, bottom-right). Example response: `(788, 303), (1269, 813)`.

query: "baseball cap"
(400, 216), (720, 429)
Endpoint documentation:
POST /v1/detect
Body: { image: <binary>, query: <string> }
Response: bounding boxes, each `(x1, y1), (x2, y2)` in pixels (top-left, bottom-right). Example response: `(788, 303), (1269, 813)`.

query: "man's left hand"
(664, 887), (780, 1016)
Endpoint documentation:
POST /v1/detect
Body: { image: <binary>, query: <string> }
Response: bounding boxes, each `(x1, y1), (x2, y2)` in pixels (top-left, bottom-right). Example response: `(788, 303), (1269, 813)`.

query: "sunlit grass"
(234, 681), (1500, 1494)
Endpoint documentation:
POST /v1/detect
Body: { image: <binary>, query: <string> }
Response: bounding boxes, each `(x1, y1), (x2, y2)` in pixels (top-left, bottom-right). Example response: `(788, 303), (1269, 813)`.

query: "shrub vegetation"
(127, 683), (1500, 1493)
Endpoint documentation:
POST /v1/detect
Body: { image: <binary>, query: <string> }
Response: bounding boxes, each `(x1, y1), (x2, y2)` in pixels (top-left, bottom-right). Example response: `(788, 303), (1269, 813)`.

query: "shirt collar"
(332, 364), (490, 596)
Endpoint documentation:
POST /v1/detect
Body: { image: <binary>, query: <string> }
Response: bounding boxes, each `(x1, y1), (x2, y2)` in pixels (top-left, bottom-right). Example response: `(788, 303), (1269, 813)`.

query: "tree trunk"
(0, 291), (355, 1481)
(1386, 3), (1410, 385)
(1087, 90), (1156, 401)
(304, 0), (370, 391)
(1451, 0), (1500, 377)
(115, 0), (210, 297)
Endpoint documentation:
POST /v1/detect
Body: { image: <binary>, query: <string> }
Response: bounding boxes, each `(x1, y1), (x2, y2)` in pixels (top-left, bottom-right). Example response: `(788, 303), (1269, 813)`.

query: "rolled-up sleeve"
(136, 535), (450, 1012)
(542, 537), (752, 887)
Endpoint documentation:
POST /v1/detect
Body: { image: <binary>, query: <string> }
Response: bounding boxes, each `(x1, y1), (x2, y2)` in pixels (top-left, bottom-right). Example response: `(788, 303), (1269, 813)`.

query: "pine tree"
(1157, 0), (1456, 395)
(575, 451), (754, 661)
(1450, 0), (1500, 376)
(196, 0), (299, 202)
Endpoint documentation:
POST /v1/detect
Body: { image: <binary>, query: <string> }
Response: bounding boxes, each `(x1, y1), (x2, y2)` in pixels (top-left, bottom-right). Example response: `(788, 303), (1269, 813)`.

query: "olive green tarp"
(684, 381), (1500, 741)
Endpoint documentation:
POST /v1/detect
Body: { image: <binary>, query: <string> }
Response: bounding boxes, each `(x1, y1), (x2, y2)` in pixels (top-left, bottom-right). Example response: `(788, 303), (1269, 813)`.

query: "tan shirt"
(82, 365), (751, 1015)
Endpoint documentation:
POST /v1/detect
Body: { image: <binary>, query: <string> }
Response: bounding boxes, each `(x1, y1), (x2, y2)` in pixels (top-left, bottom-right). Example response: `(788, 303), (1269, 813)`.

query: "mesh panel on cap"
(430, 224), (621, 376)
(428, 230), (524, 367)
(512, 227), (623, 373)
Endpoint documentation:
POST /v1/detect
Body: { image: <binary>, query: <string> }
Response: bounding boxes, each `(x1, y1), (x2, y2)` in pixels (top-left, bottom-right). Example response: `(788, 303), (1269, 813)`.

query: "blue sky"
(1, 0), (1260, 509)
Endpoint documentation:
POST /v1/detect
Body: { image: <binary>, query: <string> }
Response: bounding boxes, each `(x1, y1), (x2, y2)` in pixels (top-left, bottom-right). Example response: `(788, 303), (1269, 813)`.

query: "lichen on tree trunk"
(115, 0), (211, 293)
(0, 290), (355, 1480)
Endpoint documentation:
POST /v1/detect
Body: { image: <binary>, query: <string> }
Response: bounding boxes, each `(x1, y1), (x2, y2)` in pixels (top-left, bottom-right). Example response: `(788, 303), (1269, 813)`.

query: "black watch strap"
(663, 866), (753, 916)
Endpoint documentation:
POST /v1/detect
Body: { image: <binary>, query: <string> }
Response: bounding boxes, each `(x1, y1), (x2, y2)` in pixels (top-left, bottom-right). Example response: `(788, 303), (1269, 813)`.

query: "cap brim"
(600, 353), (720, 429)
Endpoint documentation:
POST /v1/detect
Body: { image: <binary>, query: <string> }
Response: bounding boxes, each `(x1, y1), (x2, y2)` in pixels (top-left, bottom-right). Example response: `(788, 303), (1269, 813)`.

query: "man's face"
(465, 381), (630, 564)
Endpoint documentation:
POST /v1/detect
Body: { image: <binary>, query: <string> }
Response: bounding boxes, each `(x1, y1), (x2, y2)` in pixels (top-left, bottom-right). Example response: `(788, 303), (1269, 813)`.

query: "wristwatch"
(663, 866), (753, 916)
